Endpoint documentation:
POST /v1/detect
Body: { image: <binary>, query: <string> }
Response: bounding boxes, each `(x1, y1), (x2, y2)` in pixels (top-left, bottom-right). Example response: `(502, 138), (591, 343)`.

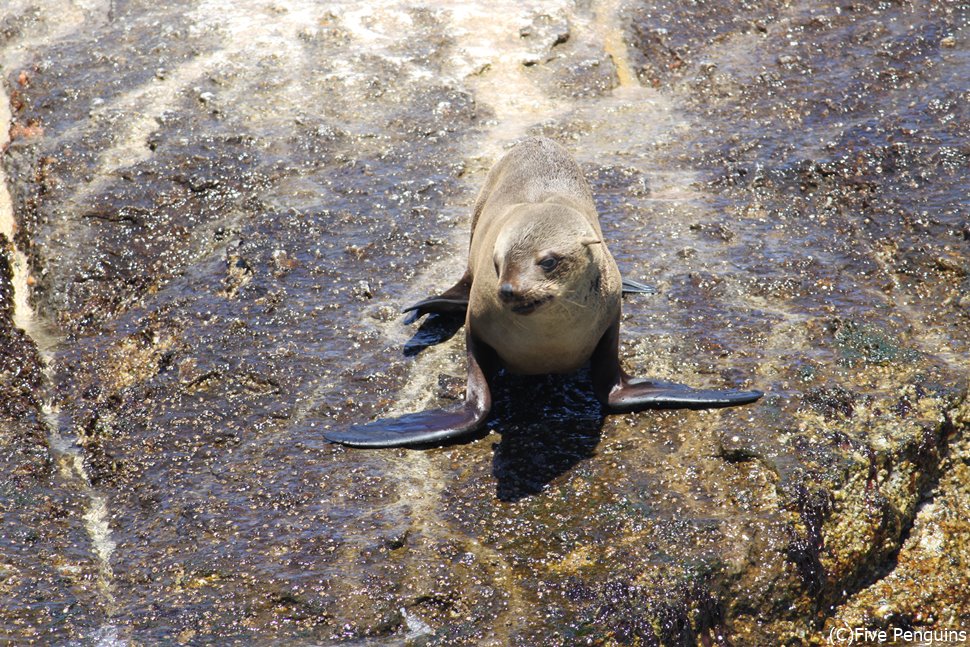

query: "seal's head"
(492, 203), (602, 316)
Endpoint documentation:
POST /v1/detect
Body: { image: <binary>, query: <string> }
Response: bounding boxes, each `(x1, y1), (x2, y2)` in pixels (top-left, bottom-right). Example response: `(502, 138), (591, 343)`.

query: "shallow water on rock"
(1, 0), (967, 644)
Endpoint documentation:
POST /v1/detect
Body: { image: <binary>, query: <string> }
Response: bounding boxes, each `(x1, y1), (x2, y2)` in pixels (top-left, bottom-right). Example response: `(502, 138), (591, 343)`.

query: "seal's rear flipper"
(591, 317), (763, 413)
(621, 278), (657, 295)
(323, 406), (488, 447)
(403, 272), (472, 324)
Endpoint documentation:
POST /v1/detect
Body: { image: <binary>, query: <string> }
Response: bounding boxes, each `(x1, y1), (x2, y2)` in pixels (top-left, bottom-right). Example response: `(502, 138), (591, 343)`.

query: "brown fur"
(465, 139), (622, 374)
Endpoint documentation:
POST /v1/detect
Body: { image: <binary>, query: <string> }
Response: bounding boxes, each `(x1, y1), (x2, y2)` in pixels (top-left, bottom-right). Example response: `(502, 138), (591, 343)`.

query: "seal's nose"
(498, 283), (517, 303)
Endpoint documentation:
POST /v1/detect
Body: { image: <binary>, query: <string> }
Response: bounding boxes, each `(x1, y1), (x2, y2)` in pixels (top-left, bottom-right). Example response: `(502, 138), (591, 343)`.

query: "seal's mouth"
(510, 295), (552, 315)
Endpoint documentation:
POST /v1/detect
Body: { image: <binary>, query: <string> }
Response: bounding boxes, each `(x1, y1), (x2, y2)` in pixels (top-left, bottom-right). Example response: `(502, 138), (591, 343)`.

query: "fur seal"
(325, 137), (762, 447)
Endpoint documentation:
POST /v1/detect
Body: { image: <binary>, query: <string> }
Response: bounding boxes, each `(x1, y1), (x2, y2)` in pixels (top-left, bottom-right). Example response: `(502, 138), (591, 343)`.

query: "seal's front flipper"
(591, 318), (763, 413)
(323, 406), (485, 447)
(621, 278), (657, 295)
(322, 406), (488, 447)
(403, 272), (472, 324)
(325, 332), (497, 448)
(604, 378), (763, 412)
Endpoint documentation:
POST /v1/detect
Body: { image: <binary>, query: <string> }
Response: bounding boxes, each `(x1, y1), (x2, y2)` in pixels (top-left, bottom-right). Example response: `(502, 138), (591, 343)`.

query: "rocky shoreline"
(1, 1), (967, 644)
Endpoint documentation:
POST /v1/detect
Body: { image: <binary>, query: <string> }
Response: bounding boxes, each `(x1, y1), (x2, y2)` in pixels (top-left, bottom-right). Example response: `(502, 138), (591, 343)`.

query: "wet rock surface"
(1, 0), (967, 644)
(829, 405), (970, 639)
(0, 244), (98, 643)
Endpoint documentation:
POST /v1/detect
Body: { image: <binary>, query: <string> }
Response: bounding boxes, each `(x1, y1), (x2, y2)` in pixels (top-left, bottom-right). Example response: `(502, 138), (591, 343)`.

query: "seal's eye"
(538, 255), (560, 272)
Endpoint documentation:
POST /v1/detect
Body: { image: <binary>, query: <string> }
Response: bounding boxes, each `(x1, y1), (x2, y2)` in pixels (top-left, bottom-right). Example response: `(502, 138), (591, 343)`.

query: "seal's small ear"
(581, 237), (602, 247)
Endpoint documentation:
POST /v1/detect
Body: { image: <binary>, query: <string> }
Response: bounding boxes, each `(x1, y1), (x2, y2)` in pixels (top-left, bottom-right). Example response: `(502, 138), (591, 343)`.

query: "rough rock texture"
(828, 401), (970, 639)
(0, 243), (98, 643)
(0, 0), (967, 644)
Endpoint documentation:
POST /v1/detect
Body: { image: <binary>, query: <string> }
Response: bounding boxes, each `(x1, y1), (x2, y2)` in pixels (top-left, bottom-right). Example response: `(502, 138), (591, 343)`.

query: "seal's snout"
(498, 282), (552, 315)
(498, 283), (518, 303)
